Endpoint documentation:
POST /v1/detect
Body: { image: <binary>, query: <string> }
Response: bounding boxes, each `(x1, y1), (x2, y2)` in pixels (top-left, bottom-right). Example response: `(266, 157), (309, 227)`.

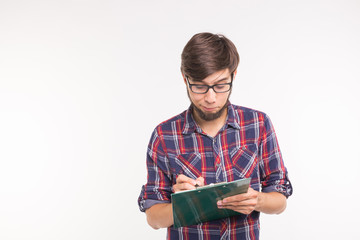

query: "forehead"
(200, 69), (231, 84)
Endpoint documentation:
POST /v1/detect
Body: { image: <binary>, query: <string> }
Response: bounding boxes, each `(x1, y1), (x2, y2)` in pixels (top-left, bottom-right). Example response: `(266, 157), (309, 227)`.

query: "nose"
(204, 88), (216, 103)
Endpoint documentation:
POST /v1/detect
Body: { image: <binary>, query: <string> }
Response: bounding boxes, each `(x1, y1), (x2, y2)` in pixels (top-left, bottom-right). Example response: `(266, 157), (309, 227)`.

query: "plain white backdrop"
(1, 0), (359, 239)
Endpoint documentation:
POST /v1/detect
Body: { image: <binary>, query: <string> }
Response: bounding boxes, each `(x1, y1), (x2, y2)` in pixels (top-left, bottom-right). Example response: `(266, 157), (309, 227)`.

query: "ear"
(181, 72), (187, 84)
(233, 70), (237, 79)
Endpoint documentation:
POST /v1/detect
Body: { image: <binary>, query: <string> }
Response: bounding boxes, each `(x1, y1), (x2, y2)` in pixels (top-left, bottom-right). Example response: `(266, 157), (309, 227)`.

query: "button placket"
(213, 136), (224, 182)
(213, 137), (220, 168)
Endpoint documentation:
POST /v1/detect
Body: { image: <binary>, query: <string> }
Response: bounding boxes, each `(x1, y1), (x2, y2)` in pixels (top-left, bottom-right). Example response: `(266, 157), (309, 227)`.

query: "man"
(138, 32), (292, 239)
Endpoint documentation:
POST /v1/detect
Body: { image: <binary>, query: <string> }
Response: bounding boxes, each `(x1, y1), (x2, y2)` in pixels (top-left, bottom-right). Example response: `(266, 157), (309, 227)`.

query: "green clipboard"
(171, 178), (251, 228)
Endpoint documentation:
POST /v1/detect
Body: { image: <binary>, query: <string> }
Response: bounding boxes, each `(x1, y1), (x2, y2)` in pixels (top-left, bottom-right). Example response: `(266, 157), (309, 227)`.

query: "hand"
(172, 174), (204, 193)
(217, 187), (259, 215)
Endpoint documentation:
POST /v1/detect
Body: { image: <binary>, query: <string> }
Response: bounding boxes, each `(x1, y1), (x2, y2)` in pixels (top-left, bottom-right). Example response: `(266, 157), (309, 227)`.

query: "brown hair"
(181, 32), (239, 82)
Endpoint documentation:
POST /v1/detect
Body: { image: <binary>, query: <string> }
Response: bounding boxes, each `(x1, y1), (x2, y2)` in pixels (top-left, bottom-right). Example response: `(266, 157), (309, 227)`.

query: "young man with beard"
(138, 32), (292, 240)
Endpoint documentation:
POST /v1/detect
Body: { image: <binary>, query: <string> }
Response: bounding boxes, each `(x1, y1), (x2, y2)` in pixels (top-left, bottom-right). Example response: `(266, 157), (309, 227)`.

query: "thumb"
(195, 176), (205, 186)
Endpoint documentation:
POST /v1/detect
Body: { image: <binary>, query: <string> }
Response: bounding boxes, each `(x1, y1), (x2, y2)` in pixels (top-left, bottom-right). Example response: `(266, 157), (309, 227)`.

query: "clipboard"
(171, 178), (251, 228)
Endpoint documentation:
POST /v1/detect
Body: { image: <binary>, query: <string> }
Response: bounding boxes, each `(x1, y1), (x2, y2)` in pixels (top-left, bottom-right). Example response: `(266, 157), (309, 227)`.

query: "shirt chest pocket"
(230, 144), (258, 179)
(171, 153), (202, 183)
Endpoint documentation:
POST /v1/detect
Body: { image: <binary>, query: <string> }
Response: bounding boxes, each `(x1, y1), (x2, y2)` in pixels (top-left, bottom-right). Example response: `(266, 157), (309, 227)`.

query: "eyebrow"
(200, 76), (231, 85)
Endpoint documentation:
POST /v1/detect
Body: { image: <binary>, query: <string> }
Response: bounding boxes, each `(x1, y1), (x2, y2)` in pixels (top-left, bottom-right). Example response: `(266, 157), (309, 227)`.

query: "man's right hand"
(172, 174), (204, 193)
(146, 174), (205, 229)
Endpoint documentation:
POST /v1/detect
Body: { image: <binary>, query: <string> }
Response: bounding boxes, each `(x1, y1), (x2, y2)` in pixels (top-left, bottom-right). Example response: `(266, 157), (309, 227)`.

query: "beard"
(187, 89), (231, 121)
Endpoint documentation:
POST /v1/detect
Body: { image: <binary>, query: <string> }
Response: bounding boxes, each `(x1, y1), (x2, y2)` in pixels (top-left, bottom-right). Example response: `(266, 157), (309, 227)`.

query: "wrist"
(254, 191), (265, 212)
(254, 191), (287, 214)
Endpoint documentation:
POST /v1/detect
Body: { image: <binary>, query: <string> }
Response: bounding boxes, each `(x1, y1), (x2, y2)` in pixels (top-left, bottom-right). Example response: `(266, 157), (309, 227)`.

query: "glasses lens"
(214, 84), (231, 93)
(192, 85), (208, 93)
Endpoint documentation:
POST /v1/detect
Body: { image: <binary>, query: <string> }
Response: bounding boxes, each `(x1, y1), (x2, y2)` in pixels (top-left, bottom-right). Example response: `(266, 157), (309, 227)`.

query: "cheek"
(219, 93), (229, 102)
(189, 92), (203, 103)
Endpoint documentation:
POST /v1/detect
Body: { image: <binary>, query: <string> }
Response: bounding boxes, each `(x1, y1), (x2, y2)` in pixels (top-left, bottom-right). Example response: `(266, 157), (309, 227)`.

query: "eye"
(214, 83), (231, 92)
(193, 85), (207, 90)
(215, 85), (226, 90)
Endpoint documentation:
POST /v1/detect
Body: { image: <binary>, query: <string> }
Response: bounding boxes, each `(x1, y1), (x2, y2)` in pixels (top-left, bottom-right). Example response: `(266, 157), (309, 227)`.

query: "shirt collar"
(226, 103), (241, 130)
(182, 102), (241, 135)
(182, 106), (200, 134)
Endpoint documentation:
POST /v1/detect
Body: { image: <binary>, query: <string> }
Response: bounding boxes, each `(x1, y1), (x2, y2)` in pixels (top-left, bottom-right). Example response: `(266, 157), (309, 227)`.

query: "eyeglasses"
(186, 74), (233, 94)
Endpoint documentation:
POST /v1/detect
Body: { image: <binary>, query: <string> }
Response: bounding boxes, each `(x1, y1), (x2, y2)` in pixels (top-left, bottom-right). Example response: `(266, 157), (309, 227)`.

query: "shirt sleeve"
(259, 114), (293, 198)
(138, 128), (172, 212)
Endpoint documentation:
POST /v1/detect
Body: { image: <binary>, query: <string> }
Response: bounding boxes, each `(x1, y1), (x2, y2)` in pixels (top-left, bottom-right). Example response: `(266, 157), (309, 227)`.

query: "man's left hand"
(217, 187), (259, 215)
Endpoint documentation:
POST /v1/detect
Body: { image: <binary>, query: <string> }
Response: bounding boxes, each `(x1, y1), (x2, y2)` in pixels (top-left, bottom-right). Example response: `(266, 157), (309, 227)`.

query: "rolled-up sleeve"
(259, 114), (293, 198)
(138, 129), (172, 212)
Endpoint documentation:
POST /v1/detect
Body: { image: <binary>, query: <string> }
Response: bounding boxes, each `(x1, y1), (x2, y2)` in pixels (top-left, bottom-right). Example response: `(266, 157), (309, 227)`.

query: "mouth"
(202, 106), (218, 112)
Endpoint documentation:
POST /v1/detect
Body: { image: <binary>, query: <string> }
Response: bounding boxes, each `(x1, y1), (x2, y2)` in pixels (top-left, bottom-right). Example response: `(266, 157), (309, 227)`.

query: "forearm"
(255, 192), (287, 214)
(145, 203), (173, 229)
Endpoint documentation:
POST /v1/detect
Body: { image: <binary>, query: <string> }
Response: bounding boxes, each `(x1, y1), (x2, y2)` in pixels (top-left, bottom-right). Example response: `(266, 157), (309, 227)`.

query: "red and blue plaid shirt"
(138, 103), (292, 240)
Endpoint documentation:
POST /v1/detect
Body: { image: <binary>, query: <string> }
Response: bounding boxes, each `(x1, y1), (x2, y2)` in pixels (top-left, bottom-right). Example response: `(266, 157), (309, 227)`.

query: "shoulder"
(152, 110), (187, 136)
(230, 104), (276, 140)
(230, 104), (269, 122)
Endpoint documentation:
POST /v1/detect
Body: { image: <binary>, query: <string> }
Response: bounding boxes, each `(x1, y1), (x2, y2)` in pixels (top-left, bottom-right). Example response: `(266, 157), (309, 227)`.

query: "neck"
(193, 109), (228, 138)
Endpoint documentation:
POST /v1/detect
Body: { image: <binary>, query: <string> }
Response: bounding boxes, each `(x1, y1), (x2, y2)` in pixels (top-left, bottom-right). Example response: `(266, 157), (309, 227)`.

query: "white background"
(1, 0), (359, 239)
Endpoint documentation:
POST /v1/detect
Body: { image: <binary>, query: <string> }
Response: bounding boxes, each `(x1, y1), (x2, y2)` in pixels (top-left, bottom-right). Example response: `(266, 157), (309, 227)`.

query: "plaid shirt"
(138, 103), (292, 240)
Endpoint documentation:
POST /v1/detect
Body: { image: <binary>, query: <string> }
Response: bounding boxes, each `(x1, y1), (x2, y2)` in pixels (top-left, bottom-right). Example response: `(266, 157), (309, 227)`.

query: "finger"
(176, 174), (197, 185)
(217, 200), (257, 215)
(173, 182), (197, 192)
(219, 199), (257, 208)
(218, 205), (255, 215)
(195, 176), (205, 187)
(218, 203), (255, 210)
(217, 198), (258, 207)
(222, 188), (258, 203)
(222, 194), (249, 203)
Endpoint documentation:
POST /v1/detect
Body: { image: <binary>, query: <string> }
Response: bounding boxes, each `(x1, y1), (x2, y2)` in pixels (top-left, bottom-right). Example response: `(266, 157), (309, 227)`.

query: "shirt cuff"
(262, 181), (293, 198)
(138, 199), (171, 212)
